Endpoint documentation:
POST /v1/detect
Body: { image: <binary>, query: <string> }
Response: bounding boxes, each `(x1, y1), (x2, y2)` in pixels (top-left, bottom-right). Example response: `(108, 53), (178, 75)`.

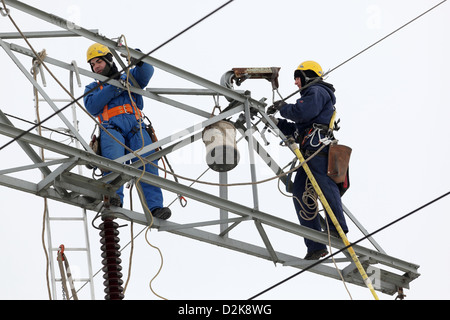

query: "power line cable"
(270, 0), (447, 105)
(2, 0), (444, 152)
(2, 0), (445, 152)
(1, 0), (447, 299)
(3, 112), (75, 139)
(132, 0), (235, 66)
(328, 0), (447, 75)
(248, 190), (450, 300)
(247, 0), (448, 299)
(0, 0), (235, 151)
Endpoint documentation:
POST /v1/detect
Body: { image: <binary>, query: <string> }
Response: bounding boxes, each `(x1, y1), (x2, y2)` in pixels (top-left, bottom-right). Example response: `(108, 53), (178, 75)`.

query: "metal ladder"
(45, 206), (95, 300)
(33, 60), (96, 300)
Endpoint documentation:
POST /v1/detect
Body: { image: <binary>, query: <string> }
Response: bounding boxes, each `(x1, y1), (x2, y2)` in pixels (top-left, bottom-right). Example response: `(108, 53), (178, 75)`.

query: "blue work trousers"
(100, 116), (163, 210)
(292, 151), (348, 253)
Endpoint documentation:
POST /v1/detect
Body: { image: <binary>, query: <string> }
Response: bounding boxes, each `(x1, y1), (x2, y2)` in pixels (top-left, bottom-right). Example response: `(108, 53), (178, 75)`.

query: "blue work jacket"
(277, 81), (336, 148)
(84, 63), (154, 118)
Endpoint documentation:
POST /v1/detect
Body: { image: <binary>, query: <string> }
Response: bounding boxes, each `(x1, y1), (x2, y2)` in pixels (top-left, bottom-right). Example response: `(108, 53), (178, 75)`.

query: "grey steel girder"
(0, 119), (420, 295)
(0, 0), (420, 297)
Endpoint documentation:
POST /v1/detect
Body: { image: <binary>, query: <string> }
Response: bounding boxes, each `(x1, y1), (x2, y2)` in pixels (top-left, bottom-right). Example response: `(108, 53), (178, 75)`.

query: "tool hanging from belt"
(56, 245), (79, 300)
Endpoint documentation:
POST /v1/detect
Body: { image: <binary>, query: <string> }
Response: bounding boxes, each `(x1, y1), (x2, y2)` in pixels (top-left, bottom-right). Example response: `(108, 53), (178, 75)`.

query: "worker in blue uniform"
(84, 43), (171, 220)
(268, 61), (348, 259)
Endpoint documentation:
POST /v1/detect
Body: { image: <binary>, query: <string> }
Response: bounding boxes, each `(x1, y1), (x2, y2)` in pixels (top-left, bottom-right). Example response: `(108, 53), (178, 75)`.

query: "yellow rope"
(289, 139), (379, 300)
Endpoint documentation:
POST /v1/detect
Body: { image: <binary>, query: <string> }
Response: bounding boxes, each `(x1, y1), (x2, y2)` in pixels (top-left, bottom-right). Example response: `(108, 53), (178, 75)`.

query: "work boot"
(152, 207), (171, 220)
(304, 248), (328, 260)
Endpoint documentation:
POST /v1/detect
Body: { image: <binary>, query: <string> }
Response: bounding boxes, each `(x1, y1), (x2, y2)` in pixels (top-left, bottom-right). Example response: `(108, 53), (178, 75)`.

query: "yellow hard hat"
(296, 60), (323, 77)
(86, 43), (111, 63)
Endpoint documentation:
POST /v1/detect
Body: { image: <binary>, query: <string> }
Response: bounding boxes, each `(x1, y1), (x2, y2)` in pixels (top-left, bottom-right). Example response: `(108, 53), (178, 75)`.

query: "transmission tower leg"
(99, 214), (124, 300)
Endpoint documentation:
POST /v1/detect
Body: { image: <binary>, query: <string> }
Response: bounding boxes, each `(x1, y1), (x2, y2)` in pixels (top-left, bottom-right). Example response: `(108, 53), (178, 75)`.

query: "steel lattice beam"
(0, 117), (420, 295)
(0, 0), (420, 297)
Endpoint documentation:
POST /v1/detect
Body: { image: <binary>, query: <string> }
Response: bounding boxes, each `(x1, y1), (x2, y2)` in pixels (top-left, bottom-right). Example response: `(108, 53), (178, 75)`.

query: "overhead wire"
(3, 0), (444, 230)
(249, 0), (448, 299)
(0, 0), (253, 190)
(0, 0), (446, 190)
(115, 0), (449, 189)
(0, 0), (326, 196)
(0, 0), (236, 152)
(1, 0), (447, 299)
(248, 190), (450, 300)
(95, 0), (448, 300)
(0, 0), (236, 300)
(269, 0), (448, 107)
(327, 0), (448, 75)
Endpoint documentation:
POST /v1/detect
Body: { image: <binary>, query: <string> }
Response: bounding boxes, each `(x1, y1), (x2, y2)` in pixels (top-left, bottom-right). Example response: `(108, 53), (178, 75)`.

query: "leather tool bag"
(327, 142), (352, 196)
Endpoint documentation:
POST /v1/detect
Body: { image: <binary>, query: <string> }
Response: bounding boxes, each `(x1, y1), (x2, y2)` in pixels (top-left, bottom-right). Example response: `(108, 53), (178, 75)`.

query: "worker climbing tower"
(0, 0), (426, 300)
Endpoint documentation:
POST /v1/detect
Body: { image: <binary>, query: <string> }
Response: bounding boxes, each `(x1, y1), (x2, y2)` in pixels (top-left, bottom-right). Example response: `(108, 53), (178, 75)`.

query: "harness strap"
(299, 123), (329, 147)
(96, 83), (141, 122)
(97, 104), (142, 122)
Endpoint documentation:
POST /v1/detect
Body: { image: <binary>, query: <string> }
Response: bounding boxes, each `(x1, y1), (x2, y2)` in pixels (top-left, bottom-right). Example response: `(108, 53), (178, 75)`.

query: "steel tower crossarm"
(0, 120), (420, 288)
(0, 0), (422, 297)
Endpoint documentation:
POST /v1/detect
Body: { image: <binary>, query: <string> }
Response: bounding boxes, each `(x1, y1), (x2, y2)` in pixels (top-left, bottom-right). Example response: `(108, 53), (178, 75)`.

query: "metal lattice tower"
(0, 0), (420, 299)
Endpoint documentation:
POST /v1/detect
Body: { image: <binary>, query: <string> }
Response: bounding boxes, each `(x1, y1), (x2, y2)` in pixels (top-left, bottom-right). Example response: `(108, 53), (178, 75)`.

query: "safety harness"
(289, 110), (351, 196)
(96, 83), (142, 123)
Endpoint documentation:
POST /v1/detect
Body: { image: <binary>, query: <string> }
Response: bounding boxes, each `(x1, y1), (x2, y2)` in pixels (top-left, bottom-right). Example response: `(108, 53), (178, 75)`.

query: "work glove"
(121, 48), (144, 67)
(130, 48), (144, 67)
(267, 100), (286, 115)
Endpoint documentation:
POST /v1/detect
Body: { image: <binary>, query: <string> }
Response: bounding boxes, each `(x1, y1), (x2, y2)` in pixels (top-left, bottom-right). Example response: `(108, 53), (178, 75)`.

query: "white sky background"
(0, 0), (449, 300)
